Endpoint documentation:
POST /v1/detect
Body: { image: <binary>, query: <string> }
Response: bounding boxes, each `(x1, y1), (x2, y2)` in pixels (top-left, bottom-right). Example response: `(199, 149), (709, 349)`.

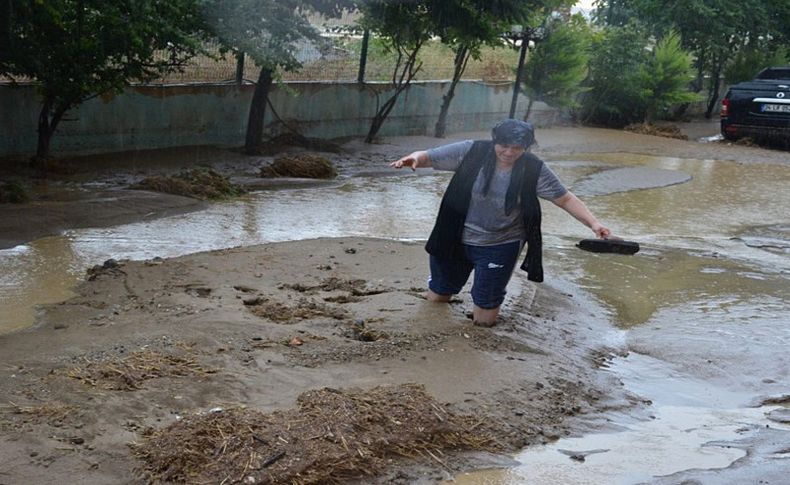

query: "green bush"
(579, 22), (651, 126)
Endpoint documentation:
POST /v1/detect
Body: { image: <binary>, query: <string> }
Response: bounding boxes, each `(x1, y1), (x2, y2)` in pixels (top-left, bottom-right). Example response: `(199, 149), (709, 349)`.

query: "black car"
(721, 67), (790, 145)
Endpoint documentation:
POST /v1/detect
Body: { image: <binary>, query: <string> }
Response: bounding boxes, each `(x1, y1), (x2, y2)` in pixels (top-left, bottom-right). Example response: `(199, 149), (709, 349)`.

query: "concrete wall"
(0, 80), (559, 157)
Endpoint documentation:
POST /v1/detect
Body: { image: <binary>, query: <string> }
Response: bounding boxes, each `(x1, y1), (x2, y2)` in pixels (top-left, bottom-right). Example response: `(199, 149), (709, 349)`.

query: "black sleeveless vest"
(424, 140), (544, 282)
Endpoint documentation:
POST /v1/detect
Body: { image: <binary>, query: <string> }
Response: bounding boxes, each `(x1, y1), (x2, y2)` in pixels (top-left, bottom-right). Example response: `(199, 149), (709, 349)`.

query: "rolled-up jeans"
(428, 240), (522, 309)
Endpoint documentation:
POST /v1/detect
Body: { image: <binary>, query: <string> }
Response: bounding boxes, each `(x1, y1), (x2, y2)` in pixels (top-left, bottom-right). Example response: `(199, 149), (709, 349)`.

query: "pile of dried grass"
(624, 123), (688, 140)
(131, 384), (502, 484)
(261, 154), (337, 179)
(132, 168), (245, 199)
(67, 350), (217, 390)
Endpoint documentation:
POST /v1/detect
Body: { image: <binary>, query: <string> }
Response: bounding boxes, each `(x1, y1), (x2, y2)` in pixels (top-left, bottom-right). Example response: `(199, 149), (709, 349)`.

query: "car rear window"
(756, 68), (790, 80)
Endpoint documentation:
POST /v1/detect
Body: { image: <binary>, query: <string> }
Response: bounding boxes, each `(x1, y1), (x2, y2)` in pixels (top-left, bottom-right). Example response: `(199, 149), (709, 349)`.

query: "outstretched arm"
(552, 191), (612, 239)
(389, 150), (431, 170)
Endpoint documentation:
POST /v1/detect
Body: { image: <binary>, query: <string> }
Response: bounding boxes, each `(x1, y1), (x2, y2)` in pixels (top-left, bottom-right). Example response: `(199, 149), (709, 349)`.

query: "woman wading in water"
(390, 119), (612, 327)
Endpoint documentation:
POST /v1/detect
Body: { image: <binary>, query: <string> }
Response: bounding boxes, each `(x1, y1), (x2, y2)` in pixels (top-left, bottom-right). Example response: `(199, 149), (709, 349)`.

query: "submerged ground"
(0, 120), (788, 484)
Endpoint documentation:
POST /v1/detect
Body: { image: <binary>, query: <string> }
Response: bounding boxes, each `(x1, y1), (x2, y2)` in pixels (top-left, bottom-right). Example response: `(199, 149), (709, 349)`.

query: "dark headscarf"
(481, 119), (536, 214)
(491, 119), (535, 147)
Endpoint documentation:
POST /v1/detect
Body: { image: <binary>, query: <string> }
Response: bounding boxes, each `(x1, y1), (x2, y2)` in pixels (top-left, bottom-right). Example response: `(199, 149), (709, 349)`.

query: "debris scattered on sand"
(131, 384), (503, 484)
(86, 258), (123, 281)
(280, 277), (388, 296)
(246, 296), (349, 322)
(347, 320), (389, 342)
(65, 349), (217, 391)
(0, 403), (79, 430)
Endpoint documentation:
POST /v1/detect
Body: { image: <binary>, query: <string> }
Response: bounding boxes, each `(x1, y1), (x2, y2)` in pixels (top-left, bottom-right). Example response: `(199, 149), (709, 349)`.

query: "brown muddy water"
(1, 152), (789, 483)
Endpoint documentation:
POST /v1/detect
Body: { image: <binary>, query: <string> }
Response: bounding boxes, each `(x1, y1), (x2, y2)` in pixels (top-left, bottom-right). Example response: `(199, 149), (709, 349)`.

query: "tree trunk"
(645, 106), (656, 125)
(434, 45), (470, 138)
(244, 66), (274, 154)
(366, 93), (400, 143)
(36, 97), (65, 159)
(523, 98), (535, 122)
(365, 44), (423, 143)
(704, 57), (723, 119)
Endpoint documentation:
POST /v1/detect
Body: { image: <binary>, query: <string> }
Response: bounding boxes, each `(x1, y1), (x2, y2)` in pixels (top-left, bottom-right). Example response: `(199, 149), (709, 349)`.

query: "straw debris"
(261, 154), (337, 179)
(132, 168), (245, 199)
(0, 403), (78, 430)
(131, 384), (503, 484)
(66, 349), (217, 390)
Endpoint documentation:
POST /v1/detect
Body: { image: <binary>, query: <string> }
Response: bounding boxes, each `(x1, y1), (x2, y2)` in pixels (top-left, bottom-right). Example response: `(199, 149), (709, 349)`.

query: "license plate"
(761, 104), (790, 113)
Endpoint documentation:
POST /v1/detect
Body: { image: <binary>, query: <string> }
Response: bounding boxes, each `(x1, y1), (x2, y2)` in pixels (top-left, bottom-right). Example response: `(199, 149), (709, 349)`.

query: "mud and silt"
(0, 238), (621, 484)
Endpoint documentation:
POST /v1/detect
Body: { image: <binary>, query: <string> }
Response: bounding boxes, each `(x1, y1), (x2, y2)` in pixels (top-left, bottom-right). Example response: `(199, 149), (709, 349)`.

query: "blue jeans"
(428, 240), (522, 309)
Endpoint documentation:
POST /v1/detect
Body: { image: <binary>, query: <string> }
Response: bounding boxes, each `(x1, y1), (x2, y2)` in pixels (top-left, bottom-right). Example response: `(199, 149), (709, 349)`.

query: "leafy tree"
(201, 0), (352, 154)
(521, 14), (591, 121)
(724, 45), (789, 85)
(580, 21), (651, 126)
(595, 0), (786, 118)
(430, 0), (557, 138)
(592, 0), (637, 27)
(1, 0), (207, 159)
(358, 0), (433, 143)
(635, 31), (700, 123)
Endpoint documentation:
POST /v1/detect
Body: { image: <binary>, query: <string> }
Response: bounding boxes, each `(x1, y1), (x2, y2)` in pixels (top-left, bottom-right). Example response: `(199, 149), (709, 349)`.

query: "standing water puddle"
(451, 352), (788, 485)
(1, 153), (789, 482)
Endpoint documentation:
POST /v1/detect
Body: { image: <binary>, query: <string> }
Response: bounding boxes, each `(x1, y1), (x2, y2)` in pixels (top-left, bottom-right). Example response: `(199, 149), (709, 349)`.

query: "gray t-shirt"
(427, 140), (567, 246)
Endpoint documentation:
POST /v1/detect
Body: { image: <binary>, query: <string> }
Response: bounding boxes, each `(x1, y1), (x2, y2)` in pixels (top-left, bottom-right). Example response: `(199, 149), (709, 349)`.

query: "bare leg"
(427, 289), (452, 302)
(472, 305), (500, 327)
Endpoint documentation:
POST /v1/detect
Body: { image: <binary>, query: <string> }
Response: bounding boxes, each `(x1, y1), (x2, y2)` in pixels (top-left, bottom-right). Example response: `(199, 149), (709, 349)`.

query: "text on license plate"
(761, 104), (790, 113)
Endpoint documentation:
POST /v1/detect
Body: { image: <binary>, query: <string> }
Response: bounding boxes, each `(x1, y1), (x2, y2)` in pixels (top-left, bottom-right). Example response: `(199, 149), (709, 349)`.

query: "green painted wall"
(0, 81), (558, 156)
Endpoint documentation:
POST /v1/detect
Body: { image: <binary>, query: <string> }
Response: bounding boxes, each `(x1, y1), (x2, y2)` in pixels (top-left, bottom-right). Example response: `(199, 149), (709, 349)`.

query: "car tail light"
(721, 97), (730, 117)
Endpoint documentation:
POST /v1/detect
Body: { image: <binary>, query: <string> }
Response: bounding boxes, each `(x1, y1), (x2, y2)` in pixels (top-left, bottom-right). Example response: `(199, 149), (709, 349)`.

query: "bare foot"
(473, 319), (496, 328)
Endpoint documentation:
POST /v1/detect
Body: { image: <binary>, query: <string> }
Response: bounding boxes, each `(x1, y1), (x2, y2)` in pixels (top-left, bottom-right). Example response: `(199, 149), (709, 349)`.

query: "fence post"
(235, 51), (245, 85)
(357, 29), (370, 83)
(509, 38), (528, 118)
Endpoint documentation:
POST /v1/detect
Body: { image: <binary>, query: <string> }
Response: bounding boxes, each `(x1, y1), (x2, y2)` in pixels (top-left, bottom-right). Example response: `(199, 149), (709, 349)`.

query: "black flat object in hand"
(577, 238), (640, 255)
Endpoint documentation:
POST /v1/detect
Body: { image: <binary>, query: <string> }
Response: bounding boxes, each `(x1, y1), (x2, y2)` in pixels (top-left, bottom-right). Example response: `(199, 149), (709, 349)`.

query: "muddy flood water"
(1, 149), (789, 483)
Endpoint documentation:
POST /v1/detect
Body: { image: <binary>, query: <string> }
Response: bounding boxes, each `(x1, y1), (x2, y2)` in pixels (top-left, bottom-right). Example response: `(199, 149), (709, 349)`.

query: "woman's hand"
(389, 151), (428, 170)
(591, 222), (612, 239)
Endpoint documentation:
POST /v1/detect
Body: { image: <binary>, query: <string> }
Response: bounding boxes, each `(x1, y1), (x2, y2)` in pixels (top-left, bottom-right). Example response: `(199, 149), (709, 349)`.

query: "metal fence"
(151, 36), (519, 84)
(2, 35), (520, 85)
